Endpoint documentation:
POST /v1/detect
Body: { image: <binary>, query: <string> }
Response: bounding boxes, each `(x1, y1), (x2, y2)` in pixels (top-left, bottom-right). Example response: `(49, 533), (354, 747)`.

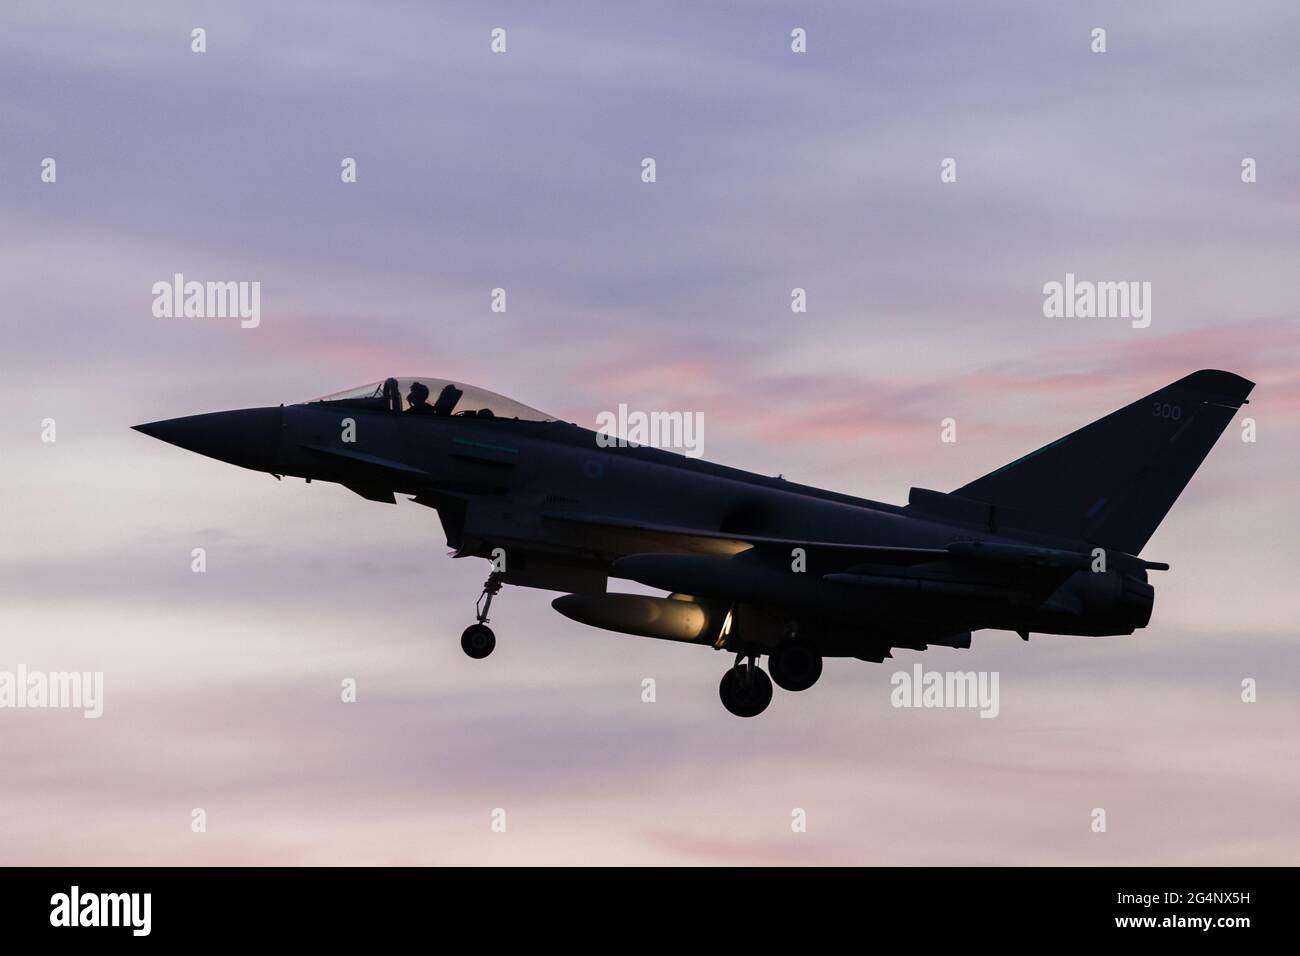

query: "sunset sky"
(2, 0), (1297, 864)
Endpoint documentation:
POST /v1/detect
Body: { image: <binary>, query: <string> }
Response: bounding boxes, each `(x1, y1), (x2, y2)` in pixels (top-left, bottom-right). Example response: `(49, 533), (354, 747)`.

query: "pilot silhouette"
(405, 381), (435, 414)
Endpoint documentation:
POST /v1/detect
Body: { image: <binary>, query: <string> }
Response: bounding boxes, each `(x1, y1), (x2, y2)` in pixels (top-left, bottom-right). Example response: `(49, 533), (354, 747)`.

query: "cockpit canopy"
(306, 378), (557, 422)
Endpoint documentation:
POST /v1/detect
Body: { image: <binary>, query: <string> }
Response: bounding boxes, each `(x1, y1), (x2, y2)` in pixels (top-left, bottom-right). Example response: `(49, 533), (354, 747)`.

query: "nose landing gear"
(461, 572), (503, 659)
(460, 623), (495, 659)
(718, 655), (773, 718)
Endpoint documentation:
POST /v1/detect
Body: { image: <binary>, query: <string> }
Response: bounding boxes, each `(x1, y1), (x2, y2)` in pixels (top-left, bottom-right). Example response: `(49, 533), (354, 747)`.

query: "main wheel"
(461, 623), (496, 659)
(769, 641), (823, 692)
(719, 664), (773, 717)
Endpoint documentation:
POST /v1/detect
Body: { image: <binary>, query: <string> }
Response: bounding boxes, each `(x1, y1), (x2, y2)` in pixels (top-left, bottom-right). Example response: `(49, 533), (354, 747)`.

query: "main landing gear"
(461, 572), (502, 659)
(768, 640), (822, 692)
(717, 641), (824, 717)
(718, 655), (774, 718)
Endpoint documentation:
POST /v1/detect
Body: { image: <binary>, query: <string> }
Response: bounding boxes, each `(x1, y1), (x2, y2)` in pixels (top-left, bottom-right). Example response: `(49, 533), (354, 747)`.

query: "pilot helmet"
(408, 381), (430, 402)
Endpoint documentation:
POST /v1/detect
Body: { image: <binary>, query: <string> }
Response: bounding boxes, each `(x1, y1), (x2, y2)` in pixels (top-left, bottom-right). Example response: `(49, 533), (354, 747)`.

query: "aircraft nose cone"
(133, 407), (283, 473)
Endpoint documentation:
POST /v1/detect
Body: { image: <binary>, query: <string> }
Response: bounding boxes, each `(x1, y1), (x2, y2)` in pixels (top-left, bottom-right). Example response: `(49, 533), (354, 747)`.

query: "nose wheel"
(461, 623), (496, 659)
(719, 657), (773, 717)
(462, 571), (503, 659)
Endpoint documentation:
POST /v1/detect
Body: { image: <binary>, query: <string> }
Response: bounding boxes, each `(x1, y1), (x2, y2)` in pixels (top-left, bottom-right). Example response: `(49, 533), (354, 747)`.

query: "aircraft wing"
(542, 511), (1167, 573)
(541, 511), (951, 565)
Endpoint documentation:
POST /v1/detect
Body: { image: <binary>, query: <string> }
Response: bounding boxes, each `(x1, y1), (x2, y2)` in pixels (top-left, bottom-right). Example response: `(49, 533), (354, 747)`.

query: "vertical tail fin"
(953, 370), (1253, 553)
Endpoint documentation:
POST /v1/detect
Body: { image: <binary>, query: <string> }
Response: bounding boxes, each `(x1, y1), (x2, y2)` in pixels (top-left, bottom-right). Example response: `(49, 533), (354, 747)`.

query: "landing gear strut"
(461, 572), (502, 659)
(718, 655), (773, 718)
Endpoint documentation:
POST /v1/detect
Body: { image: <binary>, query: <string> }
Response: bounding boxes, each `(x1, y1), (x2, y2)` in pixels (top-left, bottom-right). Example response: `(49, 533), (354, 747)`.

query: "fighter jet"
(134, 370), (1252, 717)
